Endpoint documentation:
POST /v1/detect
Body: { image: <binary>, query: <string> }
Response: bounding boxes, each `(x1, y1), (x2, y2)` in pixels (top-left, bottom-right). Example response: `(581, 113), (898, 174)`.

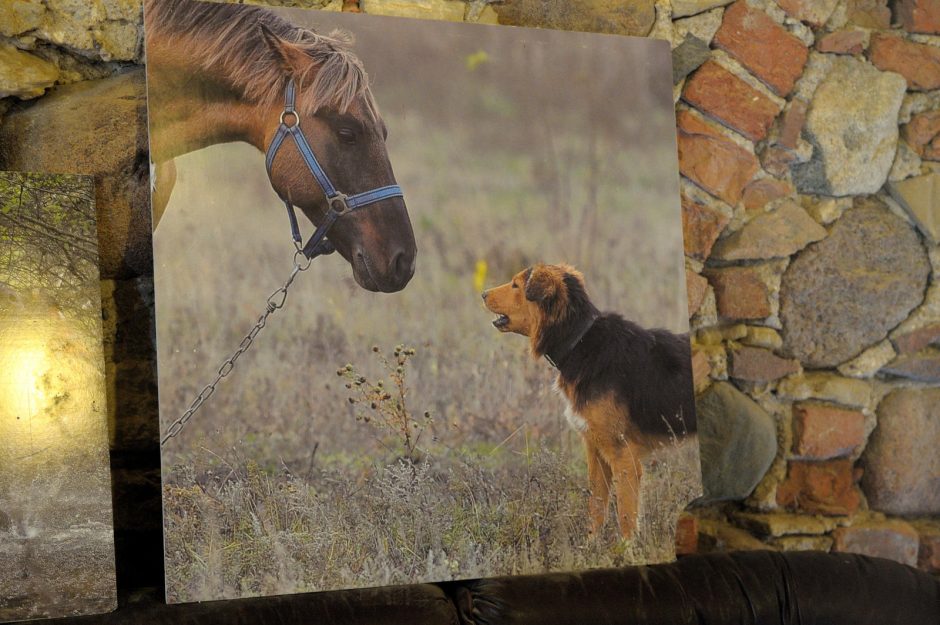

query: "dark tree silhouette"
(0, 172), (100, 326)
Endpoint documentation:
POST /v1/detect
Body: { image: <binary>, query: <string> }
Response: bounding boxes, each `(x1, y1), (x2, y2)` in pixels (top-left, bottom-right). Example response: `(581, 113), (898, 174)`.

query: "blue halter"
(265, 78), (404, 259)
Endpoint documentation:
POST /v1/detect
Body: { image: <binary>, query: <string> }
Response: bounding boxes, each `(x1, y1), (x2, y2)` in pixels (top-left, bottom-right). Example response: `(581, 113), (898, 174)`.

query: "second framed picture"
(146, 0), (700, 602)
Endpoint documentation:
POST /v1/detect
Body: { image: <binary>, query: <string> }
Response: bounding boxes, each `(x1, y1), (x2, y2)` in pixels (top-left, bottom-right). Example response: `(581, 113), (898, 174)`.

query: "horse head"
(259, 25), (416, 293)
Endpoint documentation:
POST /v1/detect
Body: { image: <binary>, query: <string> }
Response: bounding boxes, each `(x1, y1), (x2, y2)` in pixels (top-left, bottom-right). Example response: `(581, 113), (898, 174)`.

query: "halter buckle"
(329, 193), (350, 214)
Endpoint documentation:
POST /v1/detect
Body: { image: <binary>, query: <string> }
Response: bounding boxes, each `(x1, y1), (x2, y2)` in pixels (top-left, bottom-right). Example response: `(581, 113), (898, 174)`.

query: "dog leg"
(584, 437), (612, 536)
(610, 442), (645, 540)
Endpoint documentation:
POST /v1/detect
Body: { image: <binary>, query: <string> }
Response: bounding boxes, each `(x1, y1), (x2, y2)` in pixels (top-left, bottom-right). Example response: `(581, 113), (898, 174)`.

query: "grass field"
(154, 12), (699, 601)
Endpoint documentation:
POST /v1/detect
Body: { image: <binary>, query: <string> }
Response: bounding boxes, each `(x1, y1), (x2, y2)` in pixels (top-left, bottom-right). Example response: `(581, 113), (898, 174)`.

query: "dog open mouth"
(492, 314), (510, 330)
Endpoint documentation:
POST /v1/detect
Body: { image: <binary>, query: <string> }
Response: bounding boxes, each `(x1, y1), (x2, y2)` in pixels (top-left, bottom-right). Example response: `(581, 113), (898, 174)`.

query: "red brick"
(681, 195), (730, 261)
(675, 513), (699, 555)
(832, 520), (920, 566)
(775, 100), (807, 152)
(729, 346), (799, 382)
(792, 403), (867, 460)
(703, 266), (771, 320)
(683, 60), (783, 142)
(776, 459), (862, 515)
(897, 0), (940, 34)
(677, 110), (760, 205)
(845, 0), (890, 28)
(869, 34), (940, 91)
(713, 1), (809, 97)
(902, 110), (940, 160)
(891, 323), (940, 354)
(916, 525), (940, 572)
(742, 178), (794, 211)
(686, 268), (709, 317)
(816, 30), (867, 55)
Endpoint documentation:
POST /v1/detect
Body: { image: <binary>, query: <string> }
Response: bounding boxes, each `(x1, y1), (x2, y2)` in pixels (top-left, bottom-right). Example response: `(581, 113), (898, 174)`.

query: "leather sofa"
(21, 550), (940, 625)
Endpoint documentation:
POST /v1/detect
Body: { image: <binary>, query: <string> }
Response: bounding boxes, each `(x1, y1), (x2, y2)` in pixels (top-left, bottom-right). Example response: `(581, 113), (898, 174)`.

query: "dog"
(482, 263), (696, 539)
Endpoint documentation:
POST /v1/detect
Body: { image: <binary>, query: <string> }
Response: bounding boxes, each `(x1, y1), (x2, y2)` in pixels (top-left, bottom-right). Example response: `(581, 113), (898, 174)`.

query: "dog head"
(482, 263), (592, 355)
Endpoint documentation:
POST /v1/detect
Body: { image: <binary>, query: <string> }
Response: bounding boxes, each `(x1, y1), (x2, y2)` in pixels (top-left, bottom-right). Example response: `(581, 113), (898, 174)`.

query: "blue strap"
(265, 125), (289, 178)
(288, 125), (338, 198)
(265, 77), (405, 259)
(346, 185), (404, 210)
(301, 207), (340, 259)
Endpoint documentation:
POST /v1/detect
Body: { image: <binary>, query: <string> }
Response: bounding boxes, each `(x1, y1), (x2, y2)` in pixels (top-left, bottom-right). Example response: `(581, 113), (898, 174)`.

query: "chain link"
(160, 250), (312, 446)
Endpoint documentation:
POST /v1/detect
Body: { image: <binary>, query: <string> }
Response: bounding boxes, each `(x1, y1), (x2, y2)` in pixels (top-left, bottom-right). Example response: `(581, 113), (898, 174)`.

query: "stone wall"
(0, 0), (938, 582)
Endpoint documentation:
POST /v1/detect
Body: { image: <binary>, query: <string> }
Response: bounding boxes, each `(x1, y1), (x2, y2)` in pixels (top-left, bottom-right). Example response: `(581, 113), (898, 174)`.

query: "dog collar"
(544, 312), (598, 370)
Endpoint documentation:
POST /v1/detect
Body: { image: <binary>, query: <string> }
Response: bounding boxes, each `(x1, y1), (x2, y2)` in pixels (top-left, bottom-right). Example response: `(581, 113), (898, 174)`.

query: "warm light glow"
(0, 316), (105, 461)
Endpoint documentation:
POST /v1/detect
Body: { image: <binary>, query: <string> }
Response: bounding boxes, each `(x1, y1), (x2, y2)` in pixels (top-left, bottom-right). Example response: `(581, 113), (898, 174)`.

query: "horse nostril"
(390, 249), (415, 284)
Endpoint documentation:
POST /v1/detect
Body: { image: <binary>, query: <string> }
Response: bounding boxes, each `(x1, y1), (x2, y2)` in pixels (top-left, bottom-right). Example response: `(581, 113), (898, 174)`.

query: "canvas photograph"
(0, 172), (116, 622)
(146, 0), (700, 602)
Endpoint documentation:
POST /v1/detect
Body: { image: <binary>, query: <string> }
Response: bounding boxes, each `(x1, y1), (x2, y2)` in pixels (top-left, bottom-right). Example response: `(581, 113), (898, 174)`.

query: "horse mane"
(144, 0), (377, 118)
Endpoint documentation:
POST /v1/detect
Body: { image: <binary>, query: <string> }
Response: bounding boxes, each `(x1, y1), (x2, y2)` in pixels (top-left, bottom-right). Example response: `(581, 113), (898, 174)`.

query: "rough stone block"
(776, 459), (862, 515)
(869, 34), (940, 91)
(713, 1), (808, 96)
(791, 403), (866, 460)
(862, 388), (940, 516)
(682, 60), (782, 141)
(703, 266), (771, 321)
(832, 519), (919, 566)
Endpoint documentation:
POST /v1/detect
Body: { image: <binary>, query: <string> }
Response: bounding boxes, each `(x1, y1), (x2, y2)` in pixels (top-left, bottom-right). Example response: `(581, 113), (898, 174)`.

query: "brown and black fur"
(482, 263), (696, 539)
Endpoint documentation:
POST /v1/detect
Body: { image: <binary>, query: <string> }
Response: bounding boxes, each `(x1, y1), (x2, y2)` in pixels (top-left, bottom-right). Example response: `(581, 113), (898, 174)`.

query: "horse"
(143, 0), (416, 293)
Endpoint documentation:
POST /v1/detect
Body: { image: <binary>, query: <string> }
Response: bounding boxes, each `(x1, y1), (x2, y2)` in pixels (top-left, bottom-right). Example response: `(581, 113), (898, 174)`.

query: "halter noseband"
(265, 78), (404, 259)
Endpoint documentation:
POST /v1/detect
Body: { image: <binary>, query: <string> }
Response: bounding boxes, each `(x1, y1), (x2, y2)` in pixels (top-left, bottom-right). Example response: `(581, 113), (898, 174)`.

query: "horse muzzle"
(352, 244), (415, 293)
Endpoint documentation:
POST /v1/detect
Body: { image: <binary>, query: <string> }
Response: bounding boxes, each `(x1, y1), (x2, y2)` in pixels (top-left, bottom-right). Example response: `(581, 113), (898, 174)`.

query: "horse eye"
(338, 127), (357, 145)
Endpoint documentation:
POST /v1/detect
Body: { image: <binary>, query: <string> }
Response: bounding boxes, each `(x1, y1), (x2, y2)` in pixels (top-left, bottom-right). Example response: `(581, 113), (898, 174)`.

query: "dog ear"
(525, 265), (558, 303)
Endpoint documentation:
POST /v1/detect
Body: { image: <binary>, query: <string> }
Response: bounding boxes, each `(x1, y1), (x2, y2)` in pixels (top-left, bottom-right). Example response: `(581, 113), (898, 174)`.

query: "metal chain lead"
(160, 249), (313, 446)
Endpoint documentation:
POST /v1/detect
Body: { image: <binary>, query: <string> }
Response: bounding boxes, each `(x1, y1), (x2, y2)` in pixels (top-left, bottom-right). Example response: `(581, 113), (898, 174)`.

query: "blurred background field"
(154, 11), (698, 601)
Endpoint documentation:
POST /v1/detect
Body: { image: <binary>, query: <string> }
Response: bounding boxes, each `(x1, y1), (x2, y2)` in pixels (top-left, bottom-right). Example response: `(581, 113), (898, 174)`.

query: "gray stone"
(673, 7), (724, 44)
(672, 35), (711, 85)
(780, 198), (930, 368)
(880, 352), (940, 383)
(0, 69), (151, 279)
(696, 381), (778, 502)
(888, 172), (940, 243)
(0, 42), (59, 99)
(361, 0), (466, 20)
(862, 388), (940, 516)
(711, 201), (827, 261)
(31, 0), (142, 63)
(792, 57), (907, 196)
(672, 0), (733, 18)
(492, 0), (657, 36)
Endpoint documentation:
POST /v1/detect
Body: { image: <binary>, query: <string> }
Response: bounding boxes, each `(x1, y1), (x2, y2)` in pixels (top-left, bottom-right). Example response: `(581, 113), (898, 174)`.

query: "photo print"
(146, 0), (700, 601)
(0, 172), (116, 622)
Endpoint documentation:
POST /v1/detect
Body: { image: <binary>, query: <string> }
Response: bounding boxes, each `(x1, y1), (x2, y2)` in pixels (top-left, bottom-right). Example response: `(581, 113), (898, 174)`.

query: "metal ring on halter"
(279, 110), (300, 128)
(293, 248), (313, 271)
(329, 193), (350, 214)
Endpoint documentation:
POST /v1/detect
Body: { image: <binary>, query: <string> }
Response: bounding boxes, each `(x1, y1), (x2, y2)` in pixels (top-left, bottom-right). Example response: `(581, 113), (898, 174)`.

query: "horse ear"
(525, 265), (558, 303)
(259, 24), (312, 75)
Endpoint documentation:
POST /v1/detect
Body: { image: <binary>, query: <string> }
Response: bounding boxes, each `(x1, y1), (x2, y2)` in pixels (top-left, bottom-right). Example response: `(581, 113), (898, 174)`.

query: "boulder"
(0, 69), (151, 279)
(792, 57), (907, 196)
(696, 381), (777, 501)
(780, 198), (929, 368)
(862, 388), (940, 516)
(492, 0), (656, 36)
(0, 42), (59, 99)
